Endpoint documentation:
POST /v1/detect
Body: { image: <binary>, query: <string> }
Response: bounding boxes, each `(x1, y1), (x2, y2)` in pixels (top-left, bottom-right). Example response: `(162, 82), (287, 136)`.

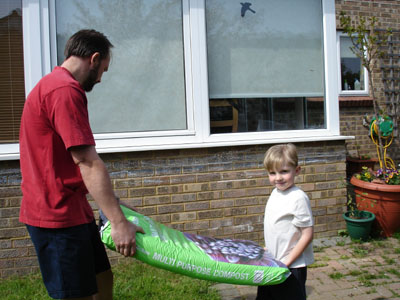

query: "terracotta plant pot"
(350, 176), (400, 237)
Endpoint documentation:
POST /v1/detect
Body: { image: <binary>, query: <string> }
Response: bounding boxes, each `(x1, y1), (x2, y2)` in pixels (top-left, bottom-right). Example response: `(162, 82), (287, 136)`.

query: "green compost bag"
(100, 205), (290, 286)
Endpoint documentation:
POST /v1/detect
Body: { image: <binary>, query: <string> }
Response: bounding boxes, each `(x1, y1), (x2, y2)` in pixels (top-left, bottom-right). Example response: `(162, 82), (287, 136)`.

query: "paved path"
(212, 236), (400, 300)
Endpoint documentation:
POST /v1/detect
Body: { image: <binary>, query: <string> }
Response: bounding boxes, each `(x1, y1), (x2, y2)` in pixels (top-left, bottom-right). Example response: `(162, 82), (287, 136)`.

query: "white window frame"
(0, 0), (346, 161)
(336, 31), (369, 96)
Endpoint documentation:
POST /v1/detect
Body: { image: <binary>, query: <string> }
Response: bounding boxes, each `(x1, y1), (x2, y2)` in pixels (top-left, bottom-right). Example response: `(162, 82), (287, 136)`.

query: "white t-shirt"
(263, 185), (314, 268)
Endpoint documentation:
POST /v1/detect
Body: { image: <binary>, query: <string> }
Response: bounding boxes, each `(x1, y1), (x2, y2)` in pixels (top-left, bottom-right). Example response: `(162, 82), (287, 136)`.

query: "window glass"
(210, 97), (324, 133)
(55, 0), (187, 134)
(206, 0), (325, 133)
(339, 35), (365, 92)
(0, 0), (25, 143)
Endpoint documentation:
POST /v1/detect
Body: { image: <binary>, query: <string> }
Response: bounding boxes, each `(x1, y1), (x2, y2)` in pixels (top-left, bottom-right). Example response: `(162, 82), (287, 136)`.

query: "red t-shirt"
(19, 67), (95, 228)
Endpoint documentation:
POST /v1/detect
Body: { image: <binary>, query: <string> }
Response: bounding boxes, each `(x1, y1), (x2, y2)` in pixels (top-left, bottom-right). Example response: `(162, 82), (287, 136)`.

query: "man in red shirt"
(19, 29), (143, 300)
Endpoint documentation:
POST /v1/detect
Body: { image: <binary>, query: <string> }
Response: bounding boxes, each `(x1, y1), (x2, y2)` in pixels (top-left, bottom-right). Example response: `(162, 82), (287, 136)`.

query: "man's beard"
(82, 65), (99, 92)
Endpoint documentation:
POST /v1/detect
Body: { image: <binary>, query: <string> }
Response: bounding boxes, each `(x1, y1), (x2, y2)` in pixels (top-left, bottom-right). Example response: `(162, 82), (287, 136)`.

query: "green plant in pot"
(342, 192), (375, 241)
(340, 13), (400, 237)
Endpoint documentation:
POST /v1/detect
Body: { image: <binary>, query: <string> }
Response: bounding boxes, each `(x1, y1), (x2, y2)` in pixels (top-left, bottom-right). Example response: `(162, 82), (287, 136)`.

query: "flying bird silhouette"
(241, 2), (256, 17)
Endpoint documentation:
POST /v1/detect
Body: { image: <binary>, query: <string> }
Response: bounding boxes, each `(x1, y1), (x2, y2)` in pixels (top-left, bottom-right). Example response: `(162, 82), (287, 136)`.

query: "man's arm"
(70, 145), (144, 257)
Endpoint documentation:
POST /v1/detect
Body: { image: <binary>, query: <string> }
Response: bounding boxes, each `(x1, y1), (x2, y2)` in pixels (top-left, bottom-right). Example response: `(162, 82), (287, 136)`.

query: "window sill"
(339, 96), (373, 107)
(95, 135), (351, 155)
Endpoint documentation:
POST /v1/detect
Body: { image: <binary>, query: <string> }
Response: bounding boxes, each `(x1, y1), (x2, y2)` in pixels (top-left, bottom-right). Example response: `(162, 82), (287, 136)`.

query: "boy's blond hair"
(263, 143), (298, 171)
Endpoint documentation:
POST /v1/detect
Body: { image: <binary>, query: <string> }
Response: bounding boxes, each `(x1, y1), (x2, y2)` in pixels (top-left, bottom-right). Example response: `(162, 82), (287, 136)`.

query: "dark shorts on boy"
(26, 220), (111, 299)
(256, 267), (307, 300)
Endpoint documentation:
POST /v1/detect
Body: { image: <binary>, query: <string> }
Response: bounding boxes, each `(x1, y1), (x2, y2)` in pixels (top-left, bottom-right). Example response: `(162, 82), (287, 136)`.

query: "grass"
(357, 274), (376, 287)
(0, 272), (48, 300)
(0, 260), (221, 300)
(313, 246), (326, 253)
(350, 244), (369, 258)
(308, 262), (328, 268)
(348, 270), (363, 276)
(336, 240), (346, 247)
(329, 272), (345, 280)
(382, 255), (395, 265)
(393, 232), (400, 241)
(389, 289), (400, 298)
(113, 260), (220, 300)
(387, 268), (400, 278)
(370, 240), (386, 248)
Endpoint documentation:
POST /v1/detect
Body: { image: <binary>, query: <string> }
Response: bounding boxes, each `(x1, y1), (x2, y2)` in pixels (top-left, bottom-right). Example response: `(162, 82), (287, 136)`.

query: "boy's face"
(268, 164), (300, 191)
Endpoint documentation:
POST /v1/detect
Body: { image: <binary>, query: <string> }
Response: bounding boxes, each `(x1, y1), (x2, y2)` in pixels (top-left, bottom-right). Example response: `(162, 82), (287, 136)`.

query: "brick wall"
(0, 141), (347, 278)
(336, 0), (400, 162)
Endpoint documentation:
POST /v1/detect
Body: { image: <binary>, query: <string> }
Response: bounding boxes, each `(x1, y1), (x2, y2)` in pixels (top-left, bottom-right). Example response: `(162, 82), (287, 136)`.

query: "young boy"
(256, 143), (314, 300)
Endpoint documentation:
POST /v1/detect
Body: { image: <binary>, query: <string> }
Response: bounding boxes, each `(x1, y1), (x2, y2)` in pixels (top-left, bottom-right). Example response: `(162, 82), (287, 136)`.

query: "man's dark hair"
(64, 29), (114, 60)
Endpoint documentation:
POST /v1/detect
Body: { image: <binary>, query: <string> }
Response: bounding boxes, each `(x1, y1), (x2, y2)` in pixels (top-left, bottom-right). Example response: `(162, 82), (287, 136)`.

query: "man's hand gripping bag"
(99, 205), (290, 286)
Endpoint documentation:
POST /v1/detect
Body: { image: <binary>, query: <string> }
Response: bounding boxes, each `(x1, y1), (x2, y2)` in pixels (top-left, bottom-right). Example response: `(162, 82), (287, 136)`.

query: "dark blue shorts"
(256, 267), (307, 300)
(26, 220), (111, 299)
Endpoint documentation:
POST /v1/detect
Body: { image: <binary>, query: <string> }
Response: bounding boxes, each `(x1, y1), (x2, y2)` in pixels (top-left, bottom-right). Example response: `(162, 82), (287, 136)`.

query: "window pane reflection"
(340, 36), (365, 91)
(206, 0), (326, 134)
(55, 0), (187, 134)
(210, 97), (324, 134)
